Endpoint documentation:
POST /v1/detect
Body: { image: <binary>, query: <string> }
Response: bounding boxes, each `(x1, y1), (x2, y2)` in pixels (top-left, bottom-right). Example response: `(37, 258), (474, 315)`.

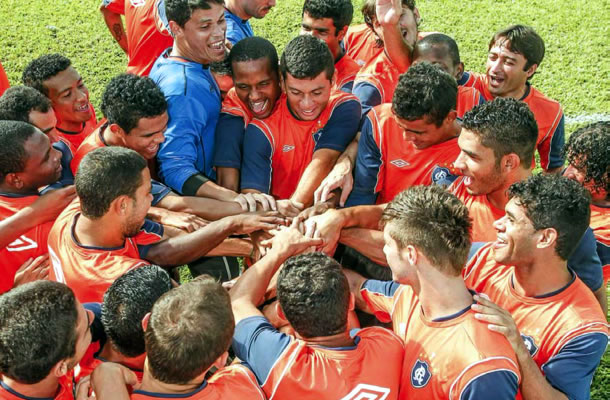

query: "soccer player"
(0, 280), (95, 399)
(224, 0), (275, 45)
(22, 54), (97, 150)
(350, 185), (520, 398)
(300, 0), (360, 93)
(213, 37), (282, 192)
(352, 0), (419, 115)
(346, 62), (461, 206)
(230, 225), (405, 398)
(76, 265), (173, 382)
(100, 0), (174, 76)
(465, 174), (609, 400)
(459, 25), (565, 173)
(563, 121), (610, 284)
(48, 146), (284, 303)
(241, 35), (360, 206)
(412, 33), (484, 119)
(344, 0), (384, 67)
(0, 121), (66, 293)
(210, 56), (233, 100)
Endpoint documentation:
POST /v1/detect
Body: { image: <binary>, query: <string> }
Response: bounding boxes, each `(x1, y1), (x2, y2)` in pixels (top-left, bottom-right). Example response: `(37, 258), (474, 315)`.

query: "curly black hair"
(563, 121), (609, 195)
(210, 54), (232, 77)
(508, 174), (591, 260)
(302, 0), (353, 33)
(280, 35), (334, 81)
(490, 25), (544, 79)
(391, 62), (457, 126)
(0, 120), (37, 182)
(0, 86), (52, 123)
(165, 0), (224, 27)
(228, 36), (279, 75)
(22, 54), (72, 96)
(101, 74), (167, 134)
(462, 97), (538, 167)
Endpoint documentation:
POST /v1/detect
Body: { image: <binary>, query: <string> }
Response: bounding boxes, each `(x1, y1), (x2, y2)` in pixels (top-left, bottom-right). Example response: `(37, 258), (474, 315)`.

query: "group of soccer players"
(0, 0), (608, 398)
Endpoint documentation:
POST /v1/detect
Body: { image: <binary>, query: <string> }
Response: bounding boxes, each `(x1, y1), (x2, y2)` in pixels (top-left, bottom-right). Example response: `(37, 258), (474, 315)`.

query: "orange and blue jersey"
(360, 280), (520, 400)
(353, 50), (405, 115)
(334, 53), (360, 93)
(459, 72), (565, 171)
(240, 91), (360, 199)
(47, 199), (164, 303)
(40, 137), (76, 194)
(0, 376), (74, 400)
(456, 85), (485, 120)
(0, 60), (10, 96)
(233, 315), (404, 399)
(0, 191), (54, 294)
(131, 364), (265, 399)
(55, 102), (99, 150)
(347, 103), (460, 206)
(590, 204), (610, 282)
(344, 24), (383, 68)
(464, 243), (609, 400)
(213, 88), (253, 171)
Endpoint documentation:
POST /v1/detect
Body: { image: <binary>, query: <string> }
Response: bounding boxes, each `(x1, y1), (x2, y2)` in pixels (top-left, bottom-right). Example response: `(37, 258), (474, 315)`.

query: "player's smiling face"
(233, 58), (281, 119)
(17, 130), (62, 191)
(486, 39), (536, 99)
(394, 114), (453, 150)
(44, 66), (92, 125)
(173, 5), (227, 65)
(121, 112), (168, 160)
(492, 197), (538, 266)
(282, 70), (332, 121)
(29, 108), (61, 144)
(454, 129), (505, 196)
(300, 13), (344, 60)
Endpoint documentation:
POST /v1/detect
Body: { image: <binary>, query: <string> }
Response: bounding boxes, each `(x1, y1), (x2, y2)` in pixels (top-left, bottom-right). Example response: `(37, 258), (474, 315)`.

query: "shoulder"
(523, 86), (563, 117)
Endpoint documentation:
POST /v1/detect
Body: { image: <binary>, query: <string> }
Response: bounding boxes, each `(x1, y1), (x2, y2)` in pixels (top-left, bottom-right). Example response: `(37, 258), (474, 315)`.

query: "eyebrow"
(40, 148), (50, 165)
(506, 210), (516, 220)
(288, 84), (325, 92)
(461, 148), (478, 159)
(57, 78), (82, 96)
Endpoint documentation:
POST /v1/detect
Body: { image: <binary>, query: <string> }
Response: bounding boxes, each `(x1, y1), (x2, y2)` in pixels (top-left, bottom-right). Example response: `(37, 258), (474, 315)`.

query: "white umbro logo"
(7, 235), (38, 252)
(282, 145), (295, 152)
(390, 159), (410, 168)
(340, 384), (390, 400)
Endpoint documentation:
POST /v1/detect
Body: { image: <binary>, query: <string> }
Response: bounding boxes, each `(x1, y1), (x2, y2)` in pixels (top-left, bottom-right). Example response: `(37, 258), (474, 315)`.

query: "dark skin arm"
(216, 167), (240, 192)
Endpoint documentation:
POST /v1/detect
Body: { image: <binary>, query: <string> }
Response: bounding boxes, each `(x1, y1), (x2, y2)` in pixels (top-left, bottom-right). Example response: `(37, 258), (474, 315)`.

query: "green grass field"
(0, 0), (608, 397)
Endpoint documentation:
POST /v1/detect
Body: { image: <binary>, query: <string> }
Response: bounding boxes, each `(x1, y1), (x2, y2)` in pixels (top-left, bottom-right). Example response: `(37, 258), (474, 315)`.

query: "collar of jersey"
(132, 380), (207, 398)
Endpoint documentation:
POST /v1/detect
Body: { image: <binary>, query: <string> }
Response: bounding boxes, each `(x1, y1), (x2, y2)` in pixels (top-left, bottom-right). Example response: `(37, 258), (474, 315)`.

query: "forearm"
(340, 228), (388, 266)
(230, 248), (288, 307)
(291, 152), (340, 207)
(158, 194), (243, 220)
(0, 208), (41, 248)
(195, 180), (239, 201)
(206, 237), (253, 257)
(216, 167), (240, 192)
(516, 345), (568, 400)
(380, 22), (412, 72)
(339, 132), (360, 167)
(341, 203), (386, 229)
(100, 8), (128, 54)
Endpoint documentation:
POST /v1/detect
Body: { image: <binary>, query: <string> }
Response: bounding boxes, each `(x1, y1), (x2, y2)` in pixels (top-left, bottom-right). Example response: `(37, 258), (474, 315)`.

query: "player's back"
(345, 23), (383, 67)
(0, 375), (74, 400)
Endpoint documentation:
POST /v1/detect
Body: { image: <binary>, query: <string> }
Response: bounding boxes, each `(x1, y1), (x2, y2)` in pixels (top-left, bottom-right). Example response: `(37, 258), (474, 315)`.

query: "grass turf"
(0, 0), (608, 397)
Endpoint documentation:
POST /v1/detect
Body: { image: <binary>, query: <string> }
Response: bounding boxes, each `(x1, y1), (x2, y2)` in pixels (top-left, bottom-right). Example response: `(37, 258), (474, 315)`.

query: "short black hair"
(210, 55), (232, 77)
(490, 25), (545, 79)
(0, 120), (38, 183)
(277, 252), (350, 338)
(462, 97), (538, 166)
(563, 121), (610, 195)
(0, 86), (52, 123)
(302, 0), (353, 33)
(362, 0), (416, 47)
(76, 146), (147, 219)
(145, 276), (235, 384)
(0, 281), (78, 384)
(101, 74), (168, 134)
(508, 174), (591, 260)
(102, 266), (172, 358)
(165, 0), (224, 27)
(392, 62), (457, 126)
(22, 54), (72, 96)
(228, 36), (279, 75)
(280, 35), (334, 81)
(415, 33), (461, 66)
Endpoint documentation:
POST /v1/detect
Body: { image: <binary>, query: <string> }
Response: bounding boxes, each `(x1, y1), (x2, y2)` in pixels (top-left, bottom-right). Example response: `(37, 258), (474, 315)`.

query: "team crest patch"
(312, 129), (323, 143)
(521, 334), (539, 356)
(390, 159), (410, 168)
(411, 359), (431, 388)
(282, 145), (295, 152)
(431, 165), (458, 186)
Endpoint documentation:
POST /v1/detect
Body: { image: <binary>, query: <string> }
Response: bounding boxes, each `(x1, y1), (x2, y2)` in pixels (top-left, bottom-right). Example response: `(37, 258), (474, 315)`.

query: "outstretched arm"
(376, 0), (417, 71)
(100, 1), (128, 54)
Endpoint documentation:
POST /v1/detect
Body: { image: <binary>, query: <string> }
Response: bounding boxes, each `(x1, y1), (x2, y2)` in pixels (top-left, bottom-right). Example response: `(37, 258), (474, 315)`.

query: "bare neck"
(56, 119), (83, 133)
(140, 360), (206, 395)
(1, 374), (60, 399)
(74, 213), (125, 249)
(301, 330), (355, 349)
(415, 264), (474, 320)
(511, 255), (572, 298)
(224, 0), (249, 20)
(487, 167), (532, 211)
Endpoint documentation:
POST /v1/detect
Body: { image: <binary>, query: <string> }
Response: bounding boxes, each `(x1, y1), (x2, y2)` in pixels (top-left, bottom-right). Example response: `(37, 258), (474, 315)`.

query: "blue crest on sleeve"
(411, 359), (432, 388)
(521, 334), (539, 356)
(431, 165), (458, 186)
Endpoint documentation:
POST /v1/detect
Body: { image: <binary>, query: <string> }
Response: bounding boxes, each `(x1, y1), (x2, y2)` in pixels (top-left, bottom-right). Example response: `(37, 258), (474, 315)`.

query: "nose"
(563, 164), (577, 180)
(268, 0), (276, 7)
(301, 94), (314, 109)
(250, 87), (262, 102)
(402, 130), (416, 143)
(155, 131), (165, 144)
(489, 58), (502, 73)
(454, 151), (466, 170)
(493, 215), (506, 232)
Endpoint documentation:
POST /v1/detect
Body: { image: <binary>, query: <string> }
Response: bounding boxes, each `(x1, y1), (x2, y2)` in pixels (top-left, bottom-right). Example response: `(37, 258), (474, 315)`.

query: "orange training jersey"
(241, 91), (360, 199)
(360, 280), (520, 400)
(590, 204), (610, 282)
(47, 199), (163, 303)
(131, 364), (265, 400)
(456, 85), (484, 120)
(55, 102), (99, 150)
(464, 243), (609, 399)
(460, 72), (565, 171)
(347, 103), (460, 206)
(449, 177), (505, 242)
(0, 60), (9, 96)
(344, 24), (383, 68)
(0, 192), (54, 294)
(220, 88), (253, 126)
(0, 376), (74, 400)
(71, 122), (108, 175)
(334, 53), (360, 93)
(233, 316), (404, 400)
(353, 50), (405, 114)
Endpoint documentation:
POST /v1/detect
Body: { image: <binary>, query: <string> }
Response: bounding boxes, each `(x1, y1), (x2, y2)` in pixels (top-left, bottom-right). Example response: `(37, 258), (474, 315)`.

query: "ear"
(405, 244), (418, 266)
(455, 62), (465, 81)
(336, 26), (348, 42)
(348, 292), (355, 312)
(537, 227), (558, 250)
(108, 123), (128, 144)
(212, 351), (229, 369)
(414, 7), (421, 26)
(275, 301), (288, 323)
(443, 109), (458, 125)
(52, 359), (69, 378)
(111, 195), (131, 216)
(280, 74), (287, 94)
(4, 173), (23, 190)
(501, 153), (521, 172)
(141, 312), (151, 332)
(525, 63), (538, 79)
(168, 20), (182, 38)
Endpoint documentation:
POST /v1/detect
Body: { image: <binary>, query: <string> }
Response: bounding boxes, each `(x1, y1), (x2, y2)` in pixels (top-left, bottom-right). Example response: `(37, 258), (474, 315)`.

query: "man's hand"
(262, 219), (324, 257)
(234, 193), (278, 212)
(305, 209), (345, 255)
(472, 294), (526, 355)
(230, 211), (286, 235)
(314, 159), (353, 207)
(31, 186), (77, 224)
(13, 255), (50, 288)
(276, 199), (304, 218)
(250, 230), (274, 260)
(376, 0), (402, 26)
(87, 362), (138, 400)
(152, 209), (208, 233)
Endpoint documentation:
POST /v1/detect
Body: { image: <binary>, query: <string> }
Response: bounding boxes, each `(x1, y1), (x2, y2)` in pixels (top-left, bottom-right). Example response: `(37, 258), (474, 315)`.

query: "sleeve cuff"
(181, 173), (210, 196)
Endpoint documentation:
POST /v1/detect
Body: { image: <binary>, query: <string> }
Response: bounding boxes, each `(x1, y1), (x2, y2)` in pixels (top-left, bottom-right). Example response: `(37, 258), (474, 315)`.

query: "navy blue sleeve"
(83, 302), (106, 343)
(568, 227), (603, 291)
(542, 332), (608, 400)
(240, 124), (273, 193)
(41, 141), (75, 193)
(346, 116), (381, 206)
(150, 180), (172, 206)
(232, 316), (292, 386)
(214, 113), (246, 169)
(314, 99), (360, 153)
(361, 279), (401, 297)
(136, 219), (164, 258)
(353, 81), (382, 116)
(547, 115), (566, 169)
(460, 370), (519, 400)
(340, 80), (355, 93)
